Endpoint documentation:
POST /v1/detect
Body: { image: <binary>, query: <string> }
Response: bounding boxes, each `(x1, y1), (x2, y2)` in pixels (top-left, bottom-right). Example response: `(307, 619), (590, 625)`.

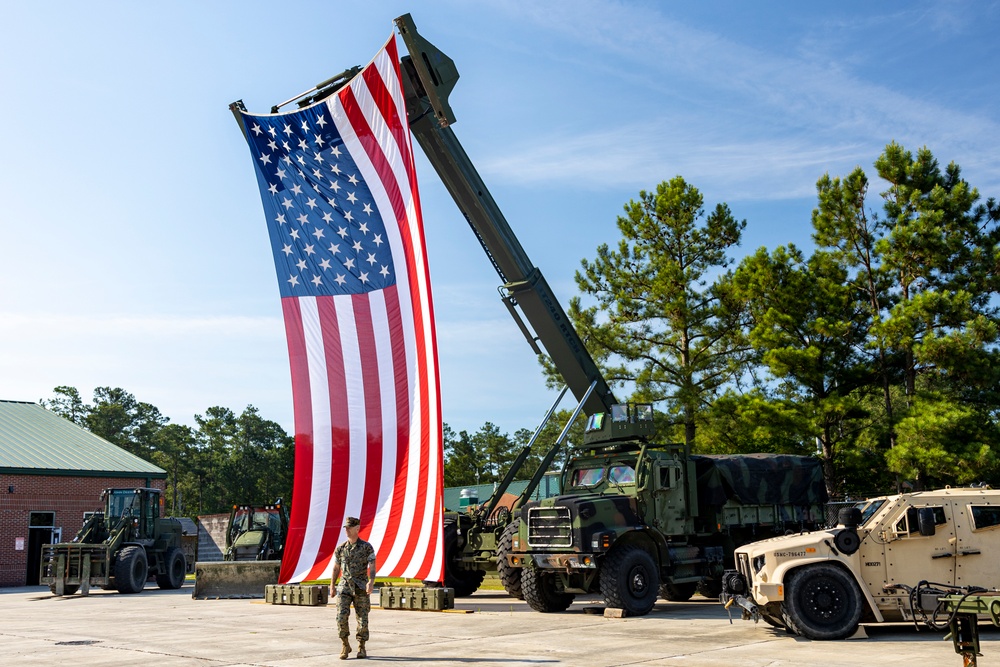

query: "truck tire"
(114, 546), (148, 594)
(781, 563), (863, 640)
(522, 568), (574, 612)
(441, 520), (485, 597)
(658, 581), (696, 601)
(600, 545), (659, 616)
(697, 577), (722, 599)
(496, 523), (523, 600)
(156, 546), (186, 590)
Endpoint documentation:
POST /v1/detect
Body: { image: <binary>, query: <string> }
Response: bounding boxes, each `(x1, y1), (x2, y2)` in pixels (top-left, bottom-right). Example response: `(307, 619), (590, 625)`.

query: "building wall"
(0, 473), (165, 587)
(196, 513), (230, 562)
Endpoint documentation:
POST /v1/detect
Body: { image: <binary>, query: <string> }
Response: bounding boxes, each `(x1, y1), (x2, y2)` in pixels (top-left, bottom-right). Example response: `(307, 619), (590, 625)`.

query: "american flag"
(236, 36), (443, 583)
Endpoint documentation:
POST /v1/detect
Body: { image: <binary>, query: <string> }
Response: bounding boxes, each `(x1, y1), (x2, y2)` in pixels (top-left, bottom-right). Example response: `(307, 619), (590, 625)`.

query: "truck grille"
(527, 506), (572, 548)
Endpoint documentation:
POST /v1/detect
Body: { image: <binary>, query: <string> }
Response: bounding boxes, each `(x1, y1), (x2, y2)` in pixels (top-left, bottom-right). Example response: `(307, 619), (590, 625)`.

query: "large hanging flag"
(234, 35), (443, 584)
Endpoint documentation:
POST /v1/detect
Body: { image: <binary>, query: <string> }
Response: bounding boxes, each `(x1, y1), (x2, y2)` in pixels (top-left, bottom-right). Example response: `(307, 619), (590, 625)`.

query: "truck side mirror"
(917, 507), (936, 536)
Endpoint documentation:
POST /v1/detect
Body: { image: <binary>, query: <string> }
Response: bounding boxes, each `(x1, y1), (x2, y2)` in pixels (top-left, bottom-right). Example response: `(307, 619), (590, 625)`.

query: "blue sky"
(1, 1), (997, 438)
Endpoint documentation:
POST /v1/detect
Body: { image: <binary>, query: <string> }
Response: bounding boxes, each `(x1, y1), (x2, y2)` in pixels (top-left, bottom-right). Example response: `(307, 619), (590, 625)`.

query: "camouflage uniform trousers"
(336, 585), (371, 641)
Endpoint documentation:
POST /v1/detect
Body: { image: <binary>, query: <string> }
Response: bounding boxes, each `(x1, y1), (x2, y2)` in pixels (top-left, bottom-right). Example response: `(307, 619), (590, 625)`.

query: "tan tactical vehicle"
(720, 487), (1000, 639)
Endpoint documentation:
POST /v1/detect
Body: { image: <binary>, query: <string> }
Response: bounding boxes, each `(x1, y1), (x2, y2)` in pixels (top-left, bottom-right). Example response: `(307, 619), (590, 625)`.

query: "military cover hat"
(344, 516), (360, 528)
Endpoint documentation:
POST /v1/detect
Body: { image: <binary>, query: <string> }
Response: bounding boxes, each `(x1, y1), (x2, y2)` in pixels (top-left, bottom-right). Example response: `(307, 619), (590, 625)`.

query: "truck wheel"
(600, 545), (659, 616)
(156, 547), (186, 590)
(48, 584), (79, 596)
(782, 564), (862, 640)
(697, 577), (722, 599)
(658, 581), (696, 601)
(114, 546), (148, 594)
(522, 568), (574, 612)
(496, 523), (523, 600)
(441, 520), (485, 597)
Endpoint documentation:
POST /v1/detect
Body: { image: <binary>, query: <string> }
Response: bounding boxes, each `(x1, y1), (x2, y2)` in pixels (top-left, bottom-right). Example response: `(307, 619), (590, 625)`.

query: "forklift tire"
(115, 546), (148, 594)
(156, 547), (186, 590)
(782, 563), (862, 640)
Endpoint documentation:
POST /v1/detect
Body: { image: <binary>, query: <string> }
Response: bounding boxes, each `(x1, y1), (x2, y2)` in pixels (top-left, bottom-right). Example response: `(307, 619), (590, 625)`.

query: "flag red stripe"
(278, 298), (313, 584)
(302, 296), (351, 581)
(341, 81), (433, 570)
(373, 285), (410, 564)
(352, 294), (384, 531)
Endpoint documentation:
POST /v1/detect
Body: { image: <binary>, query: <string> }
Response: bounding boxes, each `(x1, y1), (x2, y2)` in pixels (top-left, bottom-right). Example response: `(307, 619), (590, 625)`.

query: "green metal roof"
(443, 474), (561, 512)
(0, 400), (166, 478)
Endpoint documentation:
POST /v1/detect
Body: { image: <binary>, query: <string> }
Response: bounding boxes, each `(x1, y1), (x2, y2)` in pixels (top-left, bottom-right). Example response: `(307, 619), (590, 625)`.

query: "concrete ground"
(2, 584), (998, 666)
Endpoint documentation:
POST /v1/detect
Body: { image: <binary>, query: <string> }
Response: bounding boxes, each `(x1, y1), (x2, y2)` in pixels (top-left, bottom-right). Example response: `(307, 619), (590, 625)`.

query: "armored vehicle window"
(893, 506), (946, 534)
(608, 465), (636, 485)
(856, 499), (887, 526)
(971, 506), (1000, 530)
(658, 465), (678, 489)
(571, 467), (603, 487)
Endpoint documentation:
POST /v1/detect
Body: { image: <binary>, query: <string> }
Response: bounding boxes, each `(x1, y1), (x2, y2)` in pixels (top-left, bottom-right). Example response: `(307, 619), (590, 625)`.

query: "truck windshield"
(571, 467), (603, 487)
(608, 465), (636, 485)
(107, 490), (139, 521)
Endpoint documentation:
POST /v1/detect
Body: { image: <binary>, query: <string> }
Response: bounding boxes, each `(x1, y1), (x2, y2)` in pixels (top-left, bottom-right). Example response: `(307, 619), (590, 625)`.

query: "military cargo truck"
(506, 404), (827, 615)
(720, 486), (1000, 639)
(40, 487), (186, 596)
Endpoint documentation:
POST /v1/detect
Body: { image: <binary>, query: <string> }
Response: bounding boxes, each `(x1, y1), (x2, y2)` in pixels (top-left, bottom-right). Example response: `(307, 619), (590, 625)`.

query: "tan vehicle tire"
(782, 564), (862, 640)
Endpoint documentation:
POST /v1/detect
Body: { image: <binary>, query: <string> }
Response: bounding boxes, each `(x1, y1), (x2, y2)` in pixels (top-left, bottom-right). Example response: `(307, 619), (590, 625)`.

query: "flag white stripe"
(293, 296), (330, 582)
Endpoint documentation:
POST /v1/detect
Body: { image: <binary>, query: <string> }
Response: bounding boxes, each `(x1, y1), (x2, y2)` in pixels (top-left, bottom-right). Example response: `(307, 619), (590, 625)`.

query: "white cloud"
(484, 0), (1000, 197)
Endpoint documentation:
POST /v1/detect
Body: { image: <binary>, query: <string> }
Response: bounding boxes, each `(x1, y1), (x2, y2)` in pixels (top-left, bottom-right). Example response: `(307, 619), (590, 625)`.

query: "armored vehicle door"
(882, 500), (955, 589)
(952, 500), (1000, 588)
(652, 460), (686, 536)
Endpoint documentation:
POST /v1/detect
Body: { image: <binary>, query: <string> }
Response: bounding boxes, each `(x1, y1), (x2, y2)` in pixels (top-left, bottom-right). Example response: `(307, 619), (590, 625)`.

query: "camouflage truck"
(506, 404), (827, 615)
(720, 486), (1000, 639)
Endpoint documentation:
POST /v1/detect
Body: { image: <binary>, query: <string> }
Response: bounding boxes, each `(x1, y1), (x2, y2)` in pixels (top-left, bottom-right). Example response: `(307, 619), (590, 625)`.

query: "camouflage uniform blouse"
(334, 539), (375, 593)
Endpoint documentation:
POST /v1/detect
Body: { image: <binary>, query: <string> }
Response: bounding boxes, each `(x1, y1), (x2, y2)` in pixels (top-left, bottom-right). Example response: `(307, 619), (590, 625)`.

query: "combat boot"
(339, 639), (351, 660)
(357, 640), (367, 659)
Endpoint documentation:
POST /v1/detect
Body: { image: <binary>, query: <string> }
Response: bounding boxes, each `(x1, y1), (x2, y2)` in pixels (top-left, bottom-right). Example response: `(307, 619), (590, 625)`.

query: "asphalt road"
(2, 584), (998, 666)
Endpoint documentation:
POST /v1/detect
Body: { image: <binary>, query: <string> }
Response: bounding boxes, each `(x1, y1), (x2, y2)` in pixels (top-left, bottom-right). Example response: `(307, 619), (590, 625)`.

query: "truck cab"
(722, 487), (1000, 639)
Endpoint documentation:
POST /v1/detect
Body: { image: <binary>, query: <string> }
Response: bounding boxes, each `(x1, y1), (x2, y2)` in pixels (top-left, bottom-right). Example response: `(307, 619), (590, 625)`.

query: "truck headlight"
(590, 532), (612, 550)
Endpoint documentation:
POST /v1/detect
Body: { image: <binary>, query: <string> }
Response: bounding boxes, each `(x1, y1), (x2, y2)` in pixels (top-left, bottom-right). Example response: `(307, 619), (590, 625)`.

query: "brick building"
(0, 400), (166, 587)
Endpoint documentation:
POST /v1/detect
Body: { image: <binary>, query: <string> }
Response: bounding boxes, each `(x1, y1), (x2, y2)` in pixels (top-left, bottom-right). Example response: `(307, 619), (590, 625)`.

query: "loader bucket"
(192, 560), (282, 599)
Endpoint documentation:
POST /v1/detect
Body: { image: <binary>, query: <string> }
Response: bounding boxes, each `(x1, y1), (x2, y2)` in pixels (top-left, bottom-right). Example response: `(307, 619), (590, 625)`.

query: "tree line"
(42, 386), (294, 517)
(42, 142), (999, 506)
(557, 142), (999, 497)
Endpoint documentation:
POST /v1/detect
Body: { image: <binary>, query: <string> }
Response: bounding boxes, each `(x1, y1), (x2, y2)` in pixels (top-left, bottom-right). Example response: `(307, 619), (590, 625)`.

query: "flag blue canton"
(242, 104), (394, 298)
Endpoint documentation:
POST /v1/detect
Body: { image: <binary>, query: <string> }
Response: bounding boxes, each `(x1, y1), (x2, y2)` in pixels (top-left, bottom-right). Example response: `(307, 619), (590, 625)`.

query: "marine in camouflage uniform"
(333, 516), (376, 659)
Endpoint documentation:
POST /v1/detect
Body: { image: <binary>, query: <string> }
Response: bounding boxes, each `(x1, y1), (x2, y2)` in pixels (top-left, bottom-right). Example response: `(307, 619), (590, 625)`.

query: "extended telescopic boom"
(393, 13), (616, 417)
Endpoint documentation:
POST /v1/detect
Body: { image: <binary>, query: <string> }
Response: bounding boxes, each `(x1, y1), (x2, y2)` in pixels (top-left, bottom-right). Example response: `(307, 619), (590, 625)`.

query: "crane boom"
(394, 13), (616, 416)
